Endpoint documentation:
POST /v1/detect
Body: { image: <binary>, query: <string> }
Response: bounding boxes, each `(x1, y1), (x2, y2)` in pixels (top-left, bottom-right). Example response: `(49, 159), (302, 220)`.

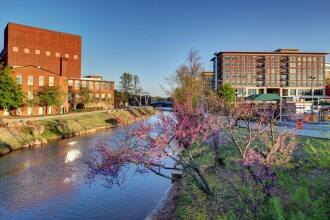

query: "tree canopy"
(0, 64), (24, 114)
(35, 86), (64, 114)
(218, 83), (236, 102)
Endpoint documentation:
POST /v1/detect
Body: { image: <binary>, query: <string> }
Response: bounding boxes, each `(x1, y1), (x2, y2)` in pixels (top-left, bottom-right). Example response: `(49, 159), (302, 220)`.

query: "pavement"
(238, 120), (330, 140)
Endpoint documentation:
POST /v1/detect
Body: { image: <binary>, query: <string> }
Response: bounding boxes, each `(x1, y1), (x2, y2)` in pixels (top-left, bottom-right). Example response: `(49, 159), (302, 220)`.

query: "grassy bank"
(0, 107), (156, 156)
(175, 136), (330, 220)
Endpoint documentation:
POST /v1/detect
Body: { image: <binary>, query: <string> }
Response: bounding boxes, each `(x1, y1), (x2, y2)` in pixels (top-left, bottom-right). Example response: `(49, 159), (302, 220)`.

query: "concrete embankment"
(0, 107), (156, 157)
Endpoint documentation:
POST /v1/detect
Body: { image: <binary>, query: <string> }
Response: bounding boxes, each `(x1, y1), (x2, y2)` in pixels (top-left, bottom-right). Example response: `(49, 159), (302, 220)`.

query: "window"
(28, 107), (33, 116)
(45, 51), (50, 56)
(24, 48), (30, 54)
(68, 80), (73, 87)
(39, 76), (44, 86)
(65, 53), (69, 58)
(290, 69), (296, 74)
(74, 55), (78, 60)
(82, 81), (87, 88)
(49, 76), (54, 86)
(16, 75), (22, 85)
(28, 76), (33, 86)
(290, 89), (296, 96)
(102, 82), (106, 90)
(75, 80), (80, 89)
(38, 107), (44, 115)
(101, 94), (105, 100)
(48, 107), (52, 115)
(88, 81), (93, 89)
(107, 94), (112, 101)
(16, 108), (21, 116)
(35, 50), (40, 55)
(224, 56), (230, 60)
(12, 46), (18, 52)
(95, 82), (100, 91)
(28, 90), (33, 100)
(56, 52), (60, 57)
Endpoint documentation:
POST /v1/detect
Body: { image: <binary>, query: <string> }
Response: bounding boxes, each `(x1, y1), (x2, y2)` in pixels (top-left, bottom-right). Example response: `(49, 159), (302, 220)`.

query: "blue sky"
(1, 0), (330, 96)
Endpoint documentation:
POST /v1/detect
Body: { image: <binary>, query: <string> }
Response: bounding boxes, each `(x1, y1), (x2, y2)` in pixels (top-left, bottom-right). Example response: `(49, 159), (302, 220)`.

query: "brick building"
(211, 49), (328, 98)
(68, 75), (114, 109)
(0, 23), (114, 117)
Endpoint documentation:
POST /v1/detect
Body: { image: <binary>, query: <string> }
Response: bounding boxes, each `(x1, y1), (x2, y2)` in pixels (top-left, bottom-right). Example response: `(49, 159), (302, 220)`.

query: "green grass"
(0, 107), (157, 155)
(175, 136), (330, 220)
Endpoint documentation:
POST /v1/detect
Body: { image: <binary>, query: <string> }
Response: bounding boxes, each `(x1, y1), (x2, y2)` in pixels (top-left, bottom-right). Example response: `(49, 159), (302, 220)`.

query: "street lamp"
(308, 76), (317, 115)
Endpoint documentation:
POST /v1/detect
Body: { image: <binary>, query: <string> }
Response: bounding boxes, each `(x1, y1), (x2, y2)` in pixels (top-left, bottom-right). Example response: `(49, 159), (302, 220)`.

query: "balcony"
(256, 57), (265, 62)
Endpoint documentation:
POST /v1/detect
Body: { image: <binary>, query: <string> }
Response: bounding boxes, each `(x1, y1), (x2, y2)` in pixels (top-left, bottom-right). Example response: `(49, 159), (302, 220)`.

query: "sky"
(1, 0), (330, 96)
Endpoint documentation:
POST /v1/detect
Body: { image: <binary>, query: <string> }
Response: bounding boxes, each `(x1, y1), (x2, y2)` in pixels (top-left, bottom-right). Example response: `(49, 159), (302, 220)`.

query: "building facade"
(0, 23), (114, 117)
(211, 49), (328, 98)
(326, 62), (330, 96)
(1, 23), (81, 78)
(68, 75), (114, 109)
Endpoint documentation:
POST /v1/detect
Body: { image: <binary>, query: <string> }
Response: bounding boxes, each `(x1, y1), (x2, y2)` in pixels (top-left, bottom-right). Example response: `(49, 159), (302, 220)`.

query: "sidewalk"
(238, 120), (330, 140)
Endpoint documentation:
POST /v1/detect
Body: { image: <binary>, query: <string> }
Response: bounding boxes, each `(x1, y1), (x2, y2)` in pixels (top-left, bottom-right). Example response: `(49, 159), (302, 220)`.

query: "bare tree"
(164, 49), (204, 104)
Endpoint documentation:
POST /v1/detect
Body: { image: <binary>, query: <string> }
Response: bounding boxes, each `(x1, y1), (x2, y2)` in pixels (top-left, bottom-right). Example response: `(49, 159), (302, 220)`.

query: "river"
(0, 124), (171, 220)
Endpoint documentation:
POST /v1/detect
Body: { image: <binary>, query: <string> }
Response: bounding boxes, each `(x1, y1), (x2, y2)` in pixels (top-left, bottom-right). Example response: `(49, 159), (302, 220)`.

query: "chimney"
(60, 57), (68, 76)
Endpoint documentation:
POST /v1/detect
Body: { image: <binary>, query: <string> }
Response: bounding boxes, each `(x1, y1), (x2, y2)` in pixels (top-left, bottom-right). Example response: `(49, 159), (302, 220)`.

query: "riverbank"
(0, 107), (156, 157)
(170, 136), (330, 219)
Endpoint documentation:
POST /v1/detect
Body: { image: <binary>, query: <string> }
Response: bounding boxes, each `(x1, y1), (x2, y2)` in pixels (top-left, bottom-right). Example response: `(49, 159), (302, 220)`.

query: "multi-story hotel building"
(0, 23), (114, 116)
(211, 49), (328, 98)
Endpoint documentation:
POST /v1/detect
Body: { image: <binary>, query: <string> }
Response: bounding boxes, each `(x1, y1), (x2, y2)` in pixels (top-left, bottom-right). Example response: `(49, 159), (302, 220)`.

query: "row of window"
(224, 55), (324, 62)
(2, 106), (56, 116)
(238, 89), (324, 96)
(69, 93), (112, 101)
(224, 62), (324, 68)
(224, 74), (323, 81)
(224, 68), (324, 75)
(223, 80), (323, 87)
(68, 80), (113, 91)
(16, 75), (54, 86)
(12, 46), (79, 60)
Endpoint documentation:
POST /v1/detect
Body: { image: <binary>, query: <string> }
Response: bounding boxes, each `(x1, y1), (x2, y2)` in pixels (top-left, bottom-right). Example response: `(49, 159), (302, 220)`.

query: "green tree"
(119, 72), (133, 94)
(79, 87), (94, 105)
(0, 64), (24, 115)
(218, 84), (236, 102)
(114, 89), (129, 107)
(35, 86), (64, 115)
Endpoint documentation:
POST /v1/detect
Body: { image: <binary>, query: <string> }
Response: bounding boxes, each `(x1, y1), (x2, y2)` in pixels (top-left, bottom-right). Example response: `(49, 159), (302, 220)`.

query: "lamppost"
(308, 76), (317, 114)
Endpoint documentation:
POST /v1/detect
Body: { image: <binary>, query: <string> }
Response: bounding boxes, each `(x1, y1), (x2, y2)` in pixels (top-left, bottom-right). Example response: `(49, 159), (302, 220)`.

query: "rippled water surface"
(0, 128), (171, 220)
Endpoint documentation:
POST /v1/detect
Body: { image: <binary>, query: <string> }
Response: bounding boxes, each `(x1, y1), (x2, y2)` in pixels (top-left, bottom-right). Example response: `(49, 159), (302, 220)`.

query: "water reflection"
(0, 128), (171, 220)
(65, 149), (81, 163)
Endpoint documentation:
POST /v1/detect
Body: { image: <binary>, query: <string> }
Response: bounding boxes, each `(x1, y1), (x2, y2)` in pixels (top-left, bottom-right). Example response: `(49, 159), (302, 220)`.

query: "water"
(0, 128), (171, 220)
